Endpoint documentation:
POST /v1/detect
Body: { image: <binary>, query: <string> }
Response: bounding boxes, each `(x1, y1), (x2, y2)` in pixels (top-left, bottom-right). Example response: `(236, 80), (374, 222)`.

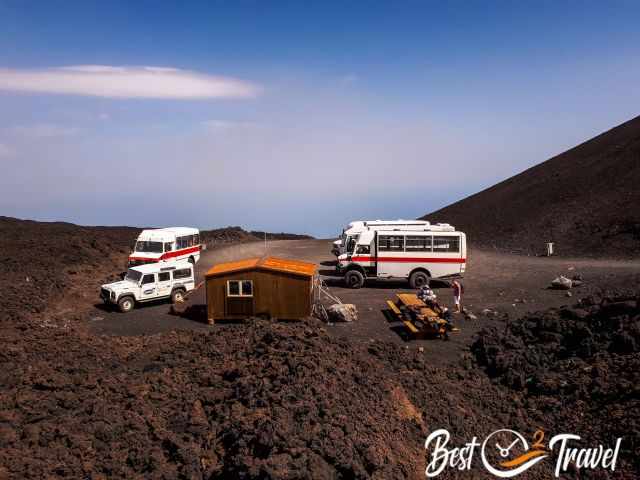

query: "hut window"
(227, 280), (253, 297)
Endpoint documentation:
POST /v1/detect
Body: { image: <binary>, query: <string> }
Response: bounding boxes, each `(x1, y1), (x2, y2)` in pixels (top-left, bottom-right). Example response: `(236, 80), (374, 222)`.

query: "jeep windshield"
(125, 269), (143, 283)
(135, 241), (163, 253)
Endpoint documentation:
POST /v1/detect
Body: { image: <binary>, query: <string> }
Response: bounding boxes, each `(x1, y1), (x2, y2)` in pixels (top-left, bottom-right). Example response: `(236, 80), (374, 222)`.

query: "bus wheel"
(118, 296), (135, 313)
(409, 271), (430, 289)
(345, 270), (364, 289)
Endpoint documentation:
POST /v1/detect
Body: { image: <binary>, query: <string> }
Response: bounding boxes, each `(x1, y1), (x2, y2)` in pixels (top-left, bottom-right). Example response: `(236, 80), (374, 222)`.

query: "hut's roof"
(205, 256), (317, 278)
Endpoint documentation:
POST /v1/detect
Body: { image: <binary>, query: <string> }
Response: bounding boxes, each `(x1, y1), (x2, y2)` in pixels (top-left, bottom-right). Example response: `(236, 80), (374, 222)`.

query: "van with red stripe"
(128, 227), (201, 267)
(336, 228), (466, 288)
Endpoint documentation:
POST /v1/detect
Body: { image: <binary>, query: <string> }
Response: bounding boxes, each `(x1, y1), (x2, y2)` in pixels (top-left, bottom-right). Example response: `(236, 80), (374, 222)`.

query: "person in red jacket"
(452, 280), (464, 313)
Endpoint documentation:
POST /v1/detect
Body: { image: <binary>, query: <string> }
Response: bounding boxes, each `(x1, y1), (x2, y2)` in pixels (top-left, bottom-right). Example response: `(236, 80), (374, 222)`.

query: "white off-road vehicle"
(100, 261), (196, 312)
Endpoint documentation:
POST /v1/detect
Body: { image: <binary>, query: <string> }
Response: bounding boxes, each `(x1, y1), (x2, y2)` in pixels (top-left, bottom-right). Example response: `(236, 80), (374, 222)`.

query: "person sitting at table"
(417, 285), (436, 304)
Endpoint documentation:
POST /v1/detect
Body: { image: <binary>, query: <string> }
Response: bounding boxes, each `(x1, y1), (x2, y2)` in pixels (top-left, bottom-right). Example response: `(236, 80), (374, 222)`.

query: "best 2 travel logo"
(424, 428), (622, 478)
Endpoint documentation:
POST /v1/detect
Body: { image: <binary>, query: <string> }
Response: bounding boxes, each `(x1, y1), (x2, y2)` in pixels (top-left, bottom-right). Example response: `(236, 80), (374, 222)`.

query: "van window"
(406, 236), (432, 252)
(177, 235), (194, 248)
(158, 272), (170, 282)
(378, 235), (404, 251)
(141, 274), (155, 285)
(433, 236), (460, 253)
(227, 280), (253, 297)
(173, 268), (192, 280)
(135, 241), (163, 253)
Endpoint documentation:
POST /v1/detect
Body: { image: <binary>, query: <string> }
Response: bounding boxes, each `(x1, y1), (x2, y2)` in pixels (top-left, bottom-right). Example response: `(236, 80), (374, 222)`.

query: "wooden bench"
(403, 320), (419, 334)
(386, 300), (402, 317)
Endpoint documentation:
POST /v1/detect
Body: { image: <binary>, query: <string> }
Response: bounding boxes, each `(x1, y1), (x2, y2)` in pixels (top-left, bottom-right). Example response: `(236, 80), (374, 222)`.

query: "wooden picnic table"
(396, 293), (424, 307)
(396, 293), (440, 318)
(391, 293), (458, 339)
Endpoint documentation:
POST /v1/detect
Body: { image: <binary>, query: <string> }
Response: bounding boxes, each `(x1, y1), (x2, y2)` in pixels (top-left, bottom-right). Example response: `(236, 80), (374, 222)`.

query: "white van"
(100, 261), (196, 312)
(129, 227), (201, 267)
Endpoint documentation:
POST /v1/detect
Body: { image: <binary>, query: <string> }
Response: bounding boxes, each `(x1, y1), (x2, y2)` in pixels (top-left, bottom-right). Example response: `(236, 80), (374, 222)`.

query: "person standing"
(452, 280), (464, 313)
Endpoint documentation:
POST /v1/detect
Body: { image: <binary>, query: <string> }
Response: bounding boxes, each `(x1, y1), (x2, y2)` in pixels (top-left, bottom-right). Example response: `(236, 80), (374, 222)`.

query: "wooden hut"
(205, 256), (317, 322)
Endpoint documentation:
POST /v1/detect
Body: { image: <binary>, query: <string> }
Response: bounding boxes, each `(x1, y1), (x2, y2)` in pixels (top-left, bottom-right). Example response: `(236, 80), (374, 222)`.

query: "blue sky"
(1, 1), (639, 237)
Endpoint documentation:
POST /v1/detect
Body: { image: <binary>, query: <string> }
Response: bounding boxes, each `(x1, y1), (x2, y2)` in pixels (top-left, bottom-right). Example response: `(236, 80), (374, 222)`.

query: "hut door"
(225, 280), (254, 317)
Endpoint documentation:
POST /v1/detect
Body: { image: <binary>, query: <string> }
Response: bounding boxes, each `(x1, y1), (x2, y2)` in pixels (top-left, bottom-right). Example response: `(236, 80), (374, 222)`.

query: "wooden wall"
(206, 269), (313, 321)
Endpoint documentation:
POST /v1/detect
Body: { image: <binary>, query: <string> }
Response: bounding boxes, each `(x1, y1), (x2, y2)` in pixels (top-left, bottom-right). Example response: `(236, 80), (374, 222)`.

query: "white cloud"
(0, 143), (14, 157)
(0, 65), (260, 99)
(201, 119), (259, 132)
(339, 74), (358, 86)
(98, 113), (110, 121)
(7, 124), (81, 138)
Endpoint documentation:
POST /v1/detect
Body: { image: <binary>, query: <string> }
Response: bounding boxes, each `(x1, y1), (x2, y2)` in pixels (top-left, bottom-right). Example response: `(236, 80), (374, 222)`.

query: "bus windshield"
(125, 269), (142, 283)
(135, 241), (163, 253)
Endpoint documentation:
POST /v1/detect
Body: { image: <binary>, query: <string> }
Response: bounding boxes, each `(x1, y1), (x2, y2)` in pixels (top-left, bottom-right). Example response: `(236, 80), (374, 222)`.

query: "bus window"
(433, 236), (460, 252)
(355, 245), (370, 255)
(194, 234), (200, 245)
(378, 235), (404, 251)
(164, 242), (173, 252)
(406, 236), (432, 252)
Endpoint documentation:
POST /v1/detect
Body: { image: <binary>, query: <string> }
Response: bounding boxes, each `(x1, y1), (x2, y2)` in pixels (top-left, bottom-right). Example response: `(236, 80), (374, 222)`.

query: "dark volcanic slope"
(0, 216), (138, 324)
(422, 115), (640, 257)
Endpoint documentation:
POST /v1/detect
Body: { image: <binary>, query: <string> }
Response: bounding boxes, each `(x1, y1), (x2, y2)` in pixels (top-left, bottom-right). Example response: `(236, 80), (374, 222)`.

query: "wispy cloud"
(339, 73), (358, 86)
(7, 124), (80, 138)
(201, 119), (259, 132)
(0, 65), (260, 99)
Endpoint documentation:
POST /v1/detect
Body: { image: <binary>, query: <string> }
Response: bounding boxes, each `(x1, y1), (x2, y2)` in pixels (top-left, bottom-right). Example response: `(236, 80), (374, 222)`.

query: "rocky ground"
(473, 293), (640, 476)
(200, 226), (311, 248)
(0, 217), (638, 479)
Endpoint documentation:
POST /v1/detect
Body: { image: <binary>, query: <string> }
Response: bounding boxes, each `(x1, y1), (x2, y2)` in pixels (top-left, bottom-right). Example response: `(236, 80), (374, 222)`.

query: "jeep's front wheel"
(118, 296), (135, 313)
(171, 289), (186, 304)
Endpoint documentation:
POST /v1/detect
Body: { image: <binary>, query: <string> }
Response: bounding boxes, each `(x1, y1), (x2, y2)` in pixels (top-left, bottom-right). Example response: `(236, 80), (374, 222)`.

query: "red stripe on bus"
(350, 256), (465, 263)
(129, 245), (201, 262)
